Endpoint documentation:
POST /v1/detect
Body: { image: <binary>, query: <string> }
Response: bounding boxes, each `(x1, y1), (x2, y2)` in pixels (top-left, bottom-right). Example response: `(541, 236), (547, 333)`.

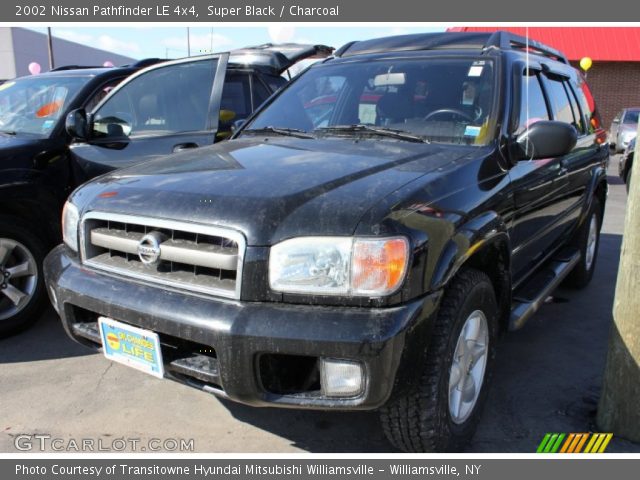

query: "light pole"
(47, 27), (55, 70)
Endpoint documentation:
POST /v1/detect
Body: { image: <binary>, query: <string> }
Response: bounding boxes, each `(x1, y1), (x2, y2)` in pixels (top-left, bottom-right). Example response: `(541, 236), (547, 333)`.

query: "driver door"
(69, 54), (228, 183)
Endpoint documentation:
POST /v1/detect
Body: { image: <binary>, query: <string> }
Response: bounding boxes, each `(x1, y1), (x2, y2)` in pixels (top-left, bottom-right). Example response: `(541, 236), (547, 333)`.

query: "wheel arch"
(429, 211), (512, 332)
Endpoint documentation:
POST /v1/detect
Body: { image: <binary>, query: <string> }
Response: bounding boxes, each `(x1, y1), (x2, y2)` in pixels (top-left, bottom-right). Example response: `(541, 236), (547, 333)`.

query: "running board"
(509, 249), (581, 331)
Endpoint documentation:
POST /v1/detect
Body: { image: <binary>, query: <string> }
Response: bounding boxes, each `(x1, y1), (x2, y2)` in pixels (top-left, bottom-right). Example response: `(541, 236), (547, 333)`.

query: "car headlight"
(269, 236), (409, 296)
(61, 201), (79, 252)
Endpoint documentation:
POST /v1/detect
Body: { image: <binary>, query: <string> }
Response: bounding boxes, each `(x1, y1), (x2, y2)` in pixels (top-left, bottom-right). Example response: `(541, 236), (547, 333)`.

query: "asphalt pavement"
(1, 159), (638, 453)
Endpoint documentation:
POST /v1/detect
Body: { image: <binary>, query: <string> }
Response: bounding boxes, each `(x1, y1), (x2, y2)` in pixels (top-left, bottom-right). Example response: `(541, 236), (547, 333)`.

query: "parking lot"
(1, 160), (638, 453)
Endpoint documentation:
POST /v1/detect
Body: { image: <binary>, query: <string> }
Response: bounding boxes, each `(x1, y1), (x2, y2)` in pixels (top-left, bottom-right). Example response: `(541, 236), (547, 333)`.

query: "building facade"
(0, 27), (135, 81)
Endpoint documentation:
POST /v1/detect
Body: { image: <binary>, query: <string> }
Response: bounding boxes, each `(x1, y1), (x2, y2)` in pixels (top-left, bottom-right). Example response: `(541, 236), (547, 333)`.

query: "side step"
(509, 249), (581, 331)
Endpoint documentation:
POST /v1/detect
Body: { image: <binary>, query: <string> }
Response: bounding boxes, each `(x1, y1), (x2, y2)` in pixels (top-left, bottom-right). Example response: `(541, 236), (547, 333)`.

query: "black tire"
(565, 198), (602, 289)
(380, 268), (498, 452)
(0, 217), (48, 338)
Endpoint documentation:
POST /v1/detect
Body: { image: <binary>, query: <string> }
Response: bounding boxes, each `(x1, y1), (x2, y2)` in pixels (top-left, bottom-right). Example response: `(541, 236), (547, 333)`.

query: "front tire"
(0, 217), (47, 338)
(380, 268), (498, 452)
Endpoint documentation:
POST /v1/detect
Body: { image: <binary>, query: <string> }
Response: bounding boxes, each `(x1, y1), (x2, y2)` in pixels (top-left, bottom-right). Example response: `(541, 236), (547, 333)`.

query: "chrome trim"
(80, 211), (246, 300)
(90, 228), (238, 270)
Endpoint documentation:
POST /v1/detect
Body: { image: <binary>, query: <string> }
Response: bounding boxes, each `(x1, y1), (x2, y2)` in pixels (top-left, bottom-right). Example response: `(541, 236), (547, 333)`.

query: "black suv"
(0, 61), (157, 335)
(0, 44), (331, 336)
(45, 32), (608, 452)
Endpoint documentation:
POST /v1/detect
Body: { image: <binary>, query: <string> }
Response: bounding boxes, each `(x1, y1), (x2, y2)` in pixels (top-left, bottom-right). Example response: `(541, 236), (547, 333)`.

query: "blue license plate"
(98, 317), (164, 378)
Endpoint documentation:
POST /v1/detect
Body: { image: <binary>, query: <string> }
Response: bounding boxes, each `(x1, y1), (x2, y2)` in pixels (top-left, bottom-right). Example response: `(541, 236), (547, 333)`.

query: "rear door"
(69, 54), (228, 183)
(509, 68), (570, 282)
(539, 72), (603, 242)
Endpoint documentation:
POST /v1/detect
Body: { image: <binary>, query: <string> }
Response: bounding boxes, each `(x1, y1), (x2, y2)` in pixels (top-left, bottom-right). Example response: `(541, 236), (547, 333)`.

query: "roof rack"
(484, 31), (568, 64)
(50, 58), (166, 72)
(50, 65), (102, 71)
(334, 31), (569, 64)
(129, 58), (166, 68)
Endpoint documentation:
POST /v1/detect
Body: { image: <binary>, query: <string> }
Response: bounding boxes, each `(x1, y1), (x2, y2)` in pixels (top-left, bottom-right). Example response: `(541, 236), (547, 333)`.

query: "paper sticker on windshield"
(468, 66), (483, 77)
(464, 125), (481, 137)
(0, 81), (15, 92)
(42, 120), (54, 130)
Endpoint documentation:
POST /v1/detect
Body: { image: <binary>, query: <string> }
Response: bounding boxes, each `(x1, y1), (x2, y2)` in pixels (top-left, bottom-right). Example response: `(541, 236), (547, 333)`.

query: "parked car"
(45, 32), (608, 452)
(609, 107), (639, 153)
(0, 60), (162, 335)
(0, 44), (332, 336)
(619, 136), (635, 192)
(66, 44), (333, 183)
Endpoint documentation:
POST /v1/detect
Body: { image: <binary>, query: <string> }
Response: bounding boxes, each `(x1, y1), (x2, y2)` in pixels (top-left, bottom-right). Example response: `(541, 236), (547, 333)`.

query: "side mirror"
(513, 121), (577, 161)
(66, 108), (89, 140)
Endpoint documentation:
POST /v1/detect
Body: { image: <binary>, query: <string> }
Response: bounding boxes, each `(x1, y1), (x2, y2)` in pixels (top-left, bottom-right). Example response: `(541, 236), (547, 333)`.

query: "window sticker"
(468, 66), (483, 77)
(464, 125), (481, 137)
(42, 120), (55, 130)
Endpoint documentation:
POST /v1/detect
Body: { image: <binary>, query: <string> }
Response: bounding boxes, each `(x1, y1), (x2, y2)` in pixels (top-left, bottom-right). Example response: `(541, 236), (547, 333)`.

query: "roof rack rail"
(50, 65), (102, 71)
(129, 58), (166, 68)
(483, 31), (568, 64)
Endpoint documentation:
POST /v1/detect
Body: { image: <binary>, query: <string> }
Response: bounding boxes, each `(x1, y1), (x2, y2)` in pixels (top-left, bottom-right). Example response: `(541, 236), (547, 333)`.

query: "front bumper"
(44, 245), (440, 410)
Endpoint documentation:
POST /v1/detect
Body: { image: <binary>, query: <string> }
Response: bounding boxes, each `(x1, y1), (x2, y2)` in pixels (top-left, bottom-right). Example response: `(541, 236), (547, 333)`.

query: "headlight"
(269, 236), (409, 296)
(61, 201), (79, 252)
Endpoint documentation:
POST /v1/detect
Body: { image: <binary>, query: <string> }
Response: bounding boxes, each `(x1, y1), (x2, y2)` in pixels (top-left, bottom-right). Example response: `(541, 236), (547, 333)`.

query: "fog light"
(320, 358), (364, 398)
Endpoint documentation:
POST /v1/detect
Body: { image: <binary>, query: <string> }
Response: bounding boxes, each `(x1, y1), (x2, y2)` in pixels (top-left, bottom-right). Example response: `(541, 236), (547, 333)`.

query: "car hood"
(76, 137), (474, 246)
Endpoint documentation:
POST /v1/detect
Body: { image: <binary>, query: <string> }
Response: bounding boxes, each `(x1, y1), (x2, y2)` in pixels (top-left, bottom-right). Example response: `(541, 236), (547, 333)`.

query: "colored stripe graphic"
(537, 433), (613, 453)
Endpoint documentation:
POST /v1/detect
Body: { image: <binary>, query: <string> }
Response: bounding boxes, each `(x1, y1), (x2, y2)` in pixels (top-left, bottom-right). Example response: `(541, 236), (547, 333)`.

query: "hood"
(76, 137), (473, 246)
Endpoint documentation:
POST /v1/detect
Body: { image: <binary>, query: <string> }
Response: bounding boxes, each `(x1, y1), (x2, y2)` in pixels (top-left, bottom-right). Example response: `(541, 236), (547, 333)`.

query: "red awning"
(447, 27), (640, 62)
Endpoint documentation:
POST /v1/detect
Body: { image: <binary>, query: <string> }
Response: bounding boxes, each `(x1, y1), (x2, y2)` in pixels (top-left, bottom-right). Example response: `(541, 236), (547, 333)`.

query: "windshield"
(623, 110), (639, 125)
(0, 75), (88, 136)
(245, 58), (497, 146)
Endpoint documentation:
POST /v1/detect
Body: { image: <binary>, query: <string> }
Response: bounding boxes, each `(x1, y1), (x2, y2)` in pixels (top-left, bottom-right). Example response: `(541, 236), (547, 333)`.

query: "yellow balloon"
(580, 57), (593, 72)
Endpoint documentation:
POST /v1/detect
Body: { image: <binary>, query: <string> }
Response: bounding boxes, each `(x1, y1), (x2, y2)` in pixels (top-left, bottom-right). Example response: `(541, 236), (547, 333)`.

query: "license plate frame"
(98, 316), (164, 378)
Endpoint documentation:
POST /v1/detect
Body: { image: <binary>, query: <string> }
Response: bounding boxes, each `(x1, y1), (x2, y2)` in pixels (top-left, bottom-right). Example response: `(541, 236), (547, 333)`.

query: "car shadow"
(219, 399), (396, 452)
(0, 307), (95, 363)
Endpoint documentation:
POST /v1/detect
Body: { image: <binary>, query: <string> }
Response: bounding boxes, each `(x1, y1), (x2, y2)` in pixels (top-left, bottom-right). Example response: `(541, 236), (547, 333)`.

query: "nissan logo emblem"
(137, 232), (164, 265)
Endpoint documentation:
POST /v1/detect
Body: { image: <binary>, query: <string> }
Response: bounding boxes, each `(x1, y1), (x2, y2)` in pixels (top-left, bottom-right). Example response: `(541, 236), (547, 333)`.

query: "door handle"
(173, 142), (199, 153)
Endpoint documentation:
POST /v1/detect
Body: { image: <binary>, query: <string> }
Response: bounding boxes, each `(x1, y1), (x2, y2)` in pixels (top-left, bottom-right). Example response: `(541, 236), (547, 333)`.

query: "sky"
(28, 26), (445, 61)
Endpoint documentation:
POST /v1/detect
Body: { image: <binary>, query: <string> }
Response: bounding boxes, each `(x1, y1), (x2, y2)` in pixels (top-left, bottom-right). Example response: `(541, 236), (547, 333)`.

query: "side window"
(92, 59), (217, 138)
(252, 76), (272, 109)
(565, 82), (586, 135)
(515, 71), (549, 135)
(218, 73), (252, 138)
(84, 77), (125, 113)
(543, 76), (575, 125)
(573, 78), (598, 134)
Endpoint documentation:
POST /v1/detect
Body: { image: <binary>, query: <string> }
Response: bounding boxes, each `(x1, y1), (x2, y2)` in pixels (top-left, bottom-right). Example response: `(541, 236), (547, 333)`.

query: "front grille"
(80, 212), (245, 299)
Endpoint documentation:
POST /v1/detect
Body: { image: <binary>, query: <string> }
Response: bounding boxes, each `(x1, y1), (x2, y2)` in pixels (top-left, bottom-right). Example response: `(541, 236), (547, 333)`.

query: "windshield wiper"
(243, 126), (314, 139)
(0, 130), (17, 136)
(315, 125), (429, 143)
